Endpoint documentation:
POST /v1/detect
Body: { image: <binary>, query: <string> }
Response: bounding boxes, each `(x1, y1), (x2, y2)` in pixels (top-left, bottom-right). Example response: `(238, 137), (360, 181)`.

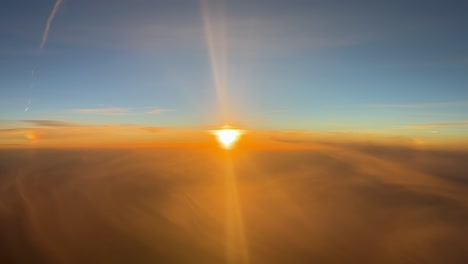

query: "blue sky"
(1, 0), (467, 135)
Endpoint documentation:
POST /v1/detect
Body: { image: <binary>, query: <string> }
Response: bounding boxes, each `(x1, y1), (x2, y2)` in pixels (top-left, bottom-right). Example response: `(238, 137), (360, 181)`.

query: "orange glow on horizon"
(25, 133), (39, 140)
(0, 126), (465, 151)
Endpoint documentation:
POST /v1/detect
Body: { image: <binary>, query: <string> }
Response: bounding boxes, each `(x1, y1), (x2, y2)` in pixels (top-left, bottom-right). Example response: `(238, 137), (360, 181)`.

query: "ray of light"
(223, 150), (249, 264)
(201, 1), (249, 261)
(201, 0), (229, 123)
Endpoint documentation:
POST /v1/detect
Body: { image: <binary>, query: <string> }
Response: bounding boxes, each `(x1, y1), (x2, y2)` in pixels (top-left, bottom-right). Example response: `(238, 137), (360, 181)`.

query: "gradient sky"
(1, 0), (467, 140)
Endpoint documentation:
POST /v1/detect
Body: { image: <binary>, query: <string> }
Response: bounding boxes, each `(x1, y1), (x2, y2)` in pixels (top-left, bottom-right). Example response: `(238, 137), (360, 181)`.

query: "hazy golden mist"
(0, 144), (467, 263)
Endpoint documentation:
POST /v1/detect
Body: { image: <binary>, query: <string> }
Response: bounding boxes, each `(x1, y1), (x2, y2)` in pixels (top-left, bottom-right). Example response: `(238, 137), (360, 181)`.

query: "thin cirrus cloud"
(51, 6), (380, 56)
(21, 120), (78, 127)
(406, 121), (468, 129)
(269, 129), (427, 147)
(72, 107), (173, 115)
(256, 109), (289, 114)
(73, 107), (130, 115)
(357, 101), (468, 109)
(0, 122), (170, 146)
(146, 108), (174, 115)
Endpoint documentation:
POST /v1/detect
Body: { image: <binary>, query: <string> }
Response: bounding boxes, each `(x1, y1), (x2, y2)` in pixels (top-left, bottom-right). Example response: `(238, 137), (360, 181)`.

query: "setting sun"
(213, 128), (242, 149)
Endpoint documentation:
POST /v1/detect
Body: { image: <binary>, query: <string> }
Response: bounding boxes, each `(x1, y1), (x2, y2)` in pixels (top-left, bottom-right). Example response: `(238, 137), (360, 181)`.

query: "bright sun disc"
(213, 129), (242, 149)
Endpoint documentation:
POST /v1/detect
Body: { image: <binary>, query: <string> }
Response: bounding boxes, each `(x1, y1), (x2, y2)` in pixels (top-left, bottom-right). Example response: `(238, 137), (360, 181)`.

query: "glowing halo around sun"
(213, 128), (243, 149)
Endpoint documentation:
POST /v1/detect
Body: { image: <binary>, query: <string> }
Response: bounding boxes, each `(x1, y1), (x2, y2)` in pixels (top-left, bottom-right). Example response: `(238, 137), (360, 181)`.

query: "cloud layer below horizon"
(0, 145), (467, 263)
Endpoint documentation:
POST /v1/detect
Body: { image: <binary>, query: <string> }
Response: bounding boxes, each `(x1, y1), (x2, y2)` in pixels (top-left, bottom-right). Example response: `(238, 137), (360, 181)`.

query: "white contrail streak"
(39, 0), (63, 50)
(25, 0), (62, 112)
(24, 99), (31, 112)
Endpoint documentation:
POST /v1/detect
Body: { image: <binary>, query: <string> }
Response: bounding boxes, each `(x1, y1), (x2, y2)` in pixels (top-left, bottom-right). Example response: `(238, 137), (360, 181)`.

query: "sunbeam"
(201, 0), (229, 123)
(201, 2), (249, 261)
(223, 150), (249, 264)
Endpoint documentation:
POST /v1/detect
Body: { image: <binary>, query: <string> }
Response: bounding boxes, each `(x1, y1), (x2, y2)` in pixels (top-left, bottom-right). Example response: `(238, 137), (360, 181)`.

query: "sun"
(213, 128), (242, 149)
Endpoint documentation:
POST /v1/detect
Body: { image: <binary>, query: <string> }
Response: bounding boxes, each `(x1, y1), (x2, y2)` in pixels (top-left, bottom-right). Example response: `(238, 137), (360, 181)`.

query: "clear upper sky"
(1, 0), (467, 136)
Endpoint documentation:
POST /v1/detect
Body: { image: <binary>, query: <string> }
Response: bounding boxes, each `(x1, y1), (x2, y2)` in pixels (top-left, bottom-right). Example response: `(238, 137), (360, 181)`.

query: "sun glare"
(213, 128), (242, 149)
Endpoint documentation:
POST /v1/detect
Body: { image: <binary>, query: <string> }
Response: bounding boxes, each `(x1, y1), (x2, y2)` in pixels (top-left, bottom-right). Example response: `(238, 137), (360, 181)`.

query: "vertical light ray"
(201, 0), (229, 123)
(201, 1), (248, 262)
(224, 150), (249, 264)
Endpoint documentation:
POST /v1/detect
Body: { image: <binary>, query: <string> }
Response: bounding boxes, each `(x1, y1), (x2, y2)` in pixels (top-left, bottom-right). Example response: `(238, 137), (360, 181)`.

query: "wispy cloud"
(21, 120), (78, 127)
(73, 108), (130, 115)
(358, 101), (468, 109)
(325, 122), (358, 127)
(0, 128), (26, 134)
(374, 57), (468, 69)
(405, 122), (468, 129)
(258, 109), (288, 114)
(146, 108), (174, 115)
(1, 118), (252, 148)
(51, 8), (377, 56)
(141, 127), (164, 133)
(270, 130), (427, 147)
